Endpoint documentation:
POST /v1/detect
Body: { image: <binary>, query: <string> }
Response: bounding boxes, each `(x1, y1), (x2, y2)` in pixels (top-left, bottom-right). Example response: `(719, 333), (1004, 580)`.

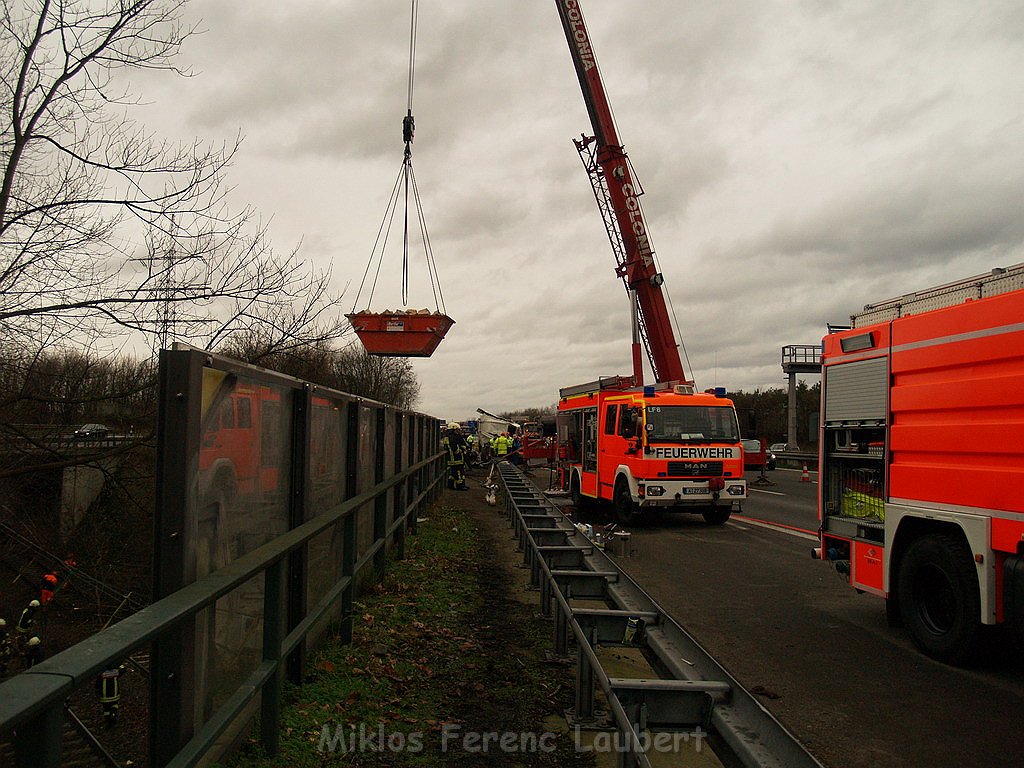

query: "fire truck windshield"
(644, 405), (740, 443)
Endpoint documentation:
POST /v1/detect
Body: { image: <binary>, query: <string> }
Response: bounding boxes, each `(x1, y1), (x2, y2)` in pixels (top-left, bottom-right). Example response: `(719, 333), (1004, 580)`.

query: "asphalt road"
(599, 467), (1024, 768)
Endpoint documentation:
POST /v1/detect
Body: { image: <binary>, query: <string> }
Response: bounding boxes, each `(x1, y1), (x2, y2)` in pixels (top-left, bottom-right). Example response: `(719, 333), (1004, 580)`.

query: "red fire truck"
(559, 378), (745, 524)
(553, 0), (747, 524)
(199, 384), (282, 507)
(815, 264), (1024, 663)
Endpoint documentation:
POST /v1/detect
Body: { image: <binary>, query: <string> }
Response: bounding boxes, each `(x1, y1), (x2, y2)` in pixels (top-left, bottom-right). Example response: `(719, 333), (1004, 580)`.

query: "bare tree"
(331, 346), (420, 410)
(0, 0), (346, 351)
(0, 0), (354, 512)
(219, 333), (421, 411)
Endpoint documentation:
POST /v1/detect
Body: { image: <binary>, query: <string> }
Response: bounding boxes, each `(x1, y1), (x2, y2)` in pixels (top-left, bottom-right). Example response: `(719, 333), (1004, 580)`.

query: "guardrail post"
(575, 627), (596, 721)
(554, 598), (569, 657)
(261, 559), (286, 756)
(15, 700), (62, 768)
(616, 703), (642, 768)
(529, 544), (541, 588)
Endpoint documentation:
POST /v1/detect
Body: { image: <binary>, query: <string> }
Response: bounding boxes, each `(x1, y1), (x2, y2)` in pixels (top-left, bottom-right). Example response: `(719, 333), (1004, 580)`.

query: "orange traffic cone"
(801, 464), (810, 483)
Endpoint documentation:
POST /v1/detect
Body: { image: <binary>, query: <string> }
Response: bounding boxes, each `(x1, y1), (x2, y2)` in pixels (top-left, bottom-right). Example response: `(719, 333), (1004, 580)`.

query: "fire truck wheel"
(613, 478), (640, 525)
(701, 506), (731, 526)
(570, 473), (590, 512)
(898, 533), (980, 664)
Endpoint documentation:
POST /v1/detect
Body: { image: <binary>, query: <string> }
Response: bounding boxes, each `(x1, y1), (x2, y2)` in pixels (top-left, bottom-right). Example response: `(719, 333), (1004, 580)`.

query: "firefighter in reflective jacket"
(492, 432), (511, 457)
(442, 423), (468, 490)
(15, 600), (39, 635)
(24, 636), (43, 669)
(97, 666), (126, 724)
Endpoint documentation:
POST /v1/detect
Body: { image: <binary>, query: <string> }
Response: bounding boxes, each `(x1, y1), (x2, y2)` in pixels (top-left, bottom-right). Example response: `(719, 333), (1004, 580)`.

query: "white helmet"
(27, 636), (40, 646)
(29, 600), (40, 608)
(0, 618), (6, 627)
(447, 422), (460, 430)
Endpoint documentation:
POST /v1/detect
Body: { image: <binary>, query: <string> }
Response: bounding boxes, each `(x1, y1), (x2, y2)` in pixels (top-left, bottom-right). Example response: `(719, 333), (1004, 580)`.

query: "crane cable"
(401, 0), (418, 305)
(352, 0), (446, 315)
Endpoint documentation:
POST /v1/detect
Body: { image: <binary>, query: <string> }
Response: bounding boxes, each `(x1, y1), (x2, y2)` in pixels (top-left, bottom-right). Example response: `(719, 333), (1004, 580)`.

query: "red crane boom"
(554, 0), (686, 385)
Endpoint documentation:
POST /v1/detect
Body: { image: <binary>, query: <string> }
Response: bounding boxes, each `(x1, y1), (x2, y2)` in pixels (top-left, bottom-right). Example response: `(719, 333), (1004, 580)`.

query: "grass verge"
(226, 499), (594, 767)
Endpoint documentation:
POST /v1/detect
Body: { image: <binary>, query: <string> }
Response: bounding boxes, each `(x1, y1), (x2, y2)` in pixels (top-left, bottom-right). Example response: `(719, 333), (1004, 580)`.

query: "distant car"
(768, 442), (790, 454)
(73, 423), (109, 439)
(742, 439), (776, 471)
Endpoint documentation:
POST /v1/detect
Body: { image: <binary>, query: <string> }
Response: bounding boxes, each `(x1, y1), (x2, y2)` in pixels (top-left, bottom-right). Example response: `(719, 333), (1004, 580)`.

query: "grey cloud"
(132, 1), (1024, 417)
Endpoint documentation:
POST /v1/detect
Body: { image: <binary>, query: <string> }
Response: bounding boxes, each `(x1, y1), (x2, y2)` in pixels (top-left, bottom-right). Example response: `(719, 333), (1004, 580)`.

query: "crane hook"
(403, 110), (415, 145)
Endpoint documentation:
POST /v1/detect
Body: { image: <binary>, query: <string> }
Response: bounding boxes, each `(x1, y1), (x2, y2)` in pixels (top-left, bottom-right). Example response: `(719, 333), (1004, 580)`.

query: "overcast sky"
(139, 0), (1024, 420)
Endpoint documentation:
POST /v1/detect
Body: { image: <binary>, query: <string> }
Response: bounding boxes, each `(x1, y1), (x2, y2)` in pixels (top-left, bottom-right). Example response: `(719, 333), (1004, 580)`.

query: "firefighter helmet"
(29, 600), (40, 608)
(27, 636), (40, 647)
(447, 422), (460, 430)
(0, 618), (5, 627)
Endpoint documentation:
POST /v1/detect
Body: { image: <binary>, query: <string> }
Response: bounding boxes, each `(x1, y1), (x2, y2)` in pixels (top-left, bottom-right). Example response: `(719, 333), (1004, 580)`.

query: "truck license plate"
(683, 487), (706, 495)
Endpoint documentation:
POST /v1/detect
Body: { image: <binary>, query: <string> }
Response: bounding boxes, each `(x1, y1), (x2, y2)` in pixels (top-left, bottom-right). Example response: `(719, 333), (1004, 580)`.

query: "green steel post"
(151, 347), (203, 767)
(287, 385), (311, 685)
(339, 401), (359, 645)
(261, 559), (286, 756)
(409, 417), (421, 535)
(373, 407), (388, 578)
(393, 414), (407, 560)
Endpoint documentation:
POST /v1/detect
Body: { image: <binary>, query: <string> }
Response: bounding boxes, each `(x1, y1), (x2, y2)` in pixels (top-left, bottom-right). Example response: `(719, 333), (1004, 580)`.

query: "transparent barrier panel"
(305, 395), (349, 630)
(192, 375), (292, 730)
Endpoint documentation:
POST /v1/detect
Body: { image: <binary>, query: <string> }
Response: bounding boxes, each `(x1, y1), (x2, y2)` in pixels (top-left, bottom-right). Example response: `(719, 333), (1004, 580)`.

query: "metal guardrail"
(497, 463), (823, 768)
(773, 450), (818, 471)
(0, 348), (447, 768)
(0, 449), (444, 767)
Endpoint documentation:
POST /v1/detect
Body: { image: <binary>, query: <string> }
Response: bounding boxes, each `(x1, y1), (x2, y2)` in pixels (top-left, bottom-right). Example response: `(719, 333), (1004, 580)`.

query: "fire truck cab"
(558, 377), (747, 525)
(817, 264), (1024, 663)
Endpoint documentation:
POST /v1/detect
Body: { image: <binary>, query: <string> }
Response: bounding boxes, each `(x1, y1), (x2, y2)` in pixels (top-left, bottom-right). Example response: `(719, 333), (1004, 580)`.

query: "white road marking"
(730, 516), (818, 542)
(750, 488), (785, 496)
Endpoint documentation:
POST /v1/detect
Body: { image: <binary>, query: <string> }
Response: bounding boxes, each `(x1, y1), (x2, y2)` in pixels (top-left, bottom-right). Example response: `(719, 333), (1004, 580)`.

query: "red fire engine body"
(552, 0), (748, 524)
(559, 377), (745, 525)
(199, 384), (281, 502)
(817, 264), (1024, 662)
